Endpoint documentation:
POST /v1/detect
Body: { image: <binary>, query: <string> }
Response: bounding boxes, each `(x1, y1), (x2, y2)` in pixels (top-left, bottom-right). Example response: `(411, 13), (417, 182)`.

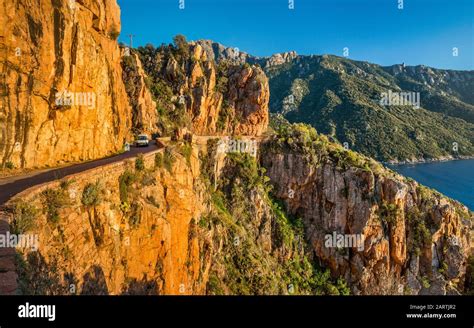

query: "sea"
(388, 159), (474, 210)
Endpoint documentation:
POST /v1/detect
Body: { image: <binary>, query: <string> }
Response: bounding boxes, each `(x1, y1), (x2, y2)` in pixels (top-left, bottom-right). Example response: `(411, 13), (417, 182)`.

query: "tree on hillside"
(173, 34), (189, 58)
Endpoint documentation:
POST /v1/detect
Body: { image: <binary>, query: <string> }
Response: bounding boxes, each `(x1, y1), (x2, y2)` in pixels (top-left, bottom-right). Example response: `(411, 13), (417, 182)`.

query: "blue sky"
(117, 0), (473, 70)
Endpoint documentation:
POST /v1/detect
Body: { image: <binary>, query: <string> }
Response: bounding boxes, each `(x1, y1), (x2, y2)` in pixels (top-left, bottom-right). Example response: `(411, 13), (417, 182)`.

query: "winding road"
(0, 141), (163, 295)
(0, 135), (266, 206)
(0, 141), (162, 206)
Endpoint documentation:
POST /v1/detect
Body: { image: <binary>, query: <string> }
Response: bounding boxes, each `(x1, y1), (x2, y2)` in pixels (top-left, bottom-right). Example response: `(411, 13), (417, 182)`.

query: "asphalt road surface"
(0, 141), (161, 206)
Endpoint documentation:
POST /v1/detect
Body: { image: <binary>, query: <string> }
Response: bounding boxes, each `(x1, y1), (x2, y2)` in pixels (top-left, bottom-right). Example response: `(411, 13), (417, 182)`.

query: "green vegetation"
(270, 197), (349, 295)
(136, 39), (192, 136)
(270, 199), (304, 246)
(154, 152), (163, 169)
(216, 105), (231, 132)
(266, 55), (474, 161)
(199, 138), (220, 187)
(207, 274), (225, 295)
(11, 201), (38, 234)
(41, 184), (70, 225)
(220, 152), (271, 193)
(214, 61), (236, 132)
(135, 154), (145, 171)
(198, 215), (210, 229)
(163, 148), (175, 173)
(81, 181), (103, 207)
(215, 61), (230, 94)
(15, 252), (75, 295)
(406, 207), (432, 256)
(119, 169), (138, 203)
(438, 261), (449, 277)
(179, 142), (193, 167)
(108, 25), (120, 40)
(59, 179), (74, 190)
(140, 170), (156, 186)
(5, 161), (14, 169)
(173, 34), (190, 60)
(416, 184), (438, 208)
(127, 203), (142, 228)
(377, 202), (400, 225)
(117, 167), (147, 229)
(122, 54), (136, 71)
(203, 151), (349, 295)
(267, 117), (380, 173)
(420, 276), (431, 289)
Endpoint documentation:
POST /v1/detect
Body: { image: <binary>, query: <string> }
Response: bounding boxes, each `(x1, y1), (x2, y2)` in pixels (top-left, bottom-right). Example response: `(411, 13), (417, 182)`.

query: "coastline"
(386, 157), (474, 211)
(382, 155), (474, 166)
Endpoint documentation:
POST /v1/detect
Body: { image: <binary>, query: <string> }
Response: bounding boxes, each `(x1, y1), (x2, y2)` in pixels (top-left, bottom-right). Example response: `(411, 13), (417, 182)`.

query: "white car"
(135, 134), (149, 147)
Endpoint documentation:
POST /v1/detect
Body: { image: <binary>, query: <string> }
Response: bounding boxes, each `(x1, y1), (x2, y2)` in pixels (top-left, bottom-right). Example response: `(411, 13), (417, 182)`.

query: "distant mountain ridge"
(191, 40), (474, 162)
(191, 39), (298, 68)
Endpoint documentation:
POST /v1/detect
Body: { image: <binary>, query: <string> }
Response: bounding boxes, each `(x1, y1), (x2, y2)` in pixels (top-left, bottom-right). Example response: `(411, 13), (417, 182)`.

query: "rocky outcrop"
(224, 62), (270, 136)
(8, 139), (336, 296)
(188, 45), (270, 135)
(261, 134), (472, 295)
(191, 40), (250, 65)
(383, 64), (474, 105)
(258, 51), (298, 68)
(137, 42), (269, 136)
(0, 0), (132, 169)
(9, 147), (209, 295)
(121, 49), (158, 135)
(191, 40), (297, 68)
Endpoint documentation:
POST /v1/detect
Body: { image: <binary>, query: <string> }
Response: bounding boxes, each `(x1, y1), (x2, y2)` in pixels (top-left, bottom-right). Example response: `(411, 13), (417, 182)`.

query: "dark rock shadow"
(80, 265), (109, 295)
(121, 277), (160, 295)
(16, 250), (75, 295)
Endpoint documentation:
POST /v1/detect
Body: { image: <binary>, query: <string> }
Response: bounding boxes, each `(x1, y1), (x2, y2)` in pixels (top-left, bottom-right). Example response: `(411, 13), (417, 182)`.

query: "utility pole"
(128, 34), (136, 49)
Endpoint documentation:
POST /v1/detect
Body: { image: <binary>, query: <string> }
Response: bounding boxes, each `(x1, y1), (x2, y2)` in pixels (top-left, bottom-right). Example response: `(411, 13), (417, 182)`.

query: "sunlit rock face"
(0, 0), (133, 169)
(137, 42), (270, 137)
(262, 145), (472, 295)
(121, 50), (159, 136)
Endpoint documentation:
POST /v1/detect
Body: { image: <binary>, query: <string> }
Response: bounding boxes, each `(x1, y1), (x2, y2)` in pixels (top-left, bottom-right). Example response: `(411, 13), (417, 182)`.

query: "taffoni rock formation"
(137, 42), (269, 136)
(261, 134), (472, 295)
(10, 149), (209, 295)
(184, 44), (269, 136)
(0, 0), (133, 169)
(121, 50), (159, 135)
